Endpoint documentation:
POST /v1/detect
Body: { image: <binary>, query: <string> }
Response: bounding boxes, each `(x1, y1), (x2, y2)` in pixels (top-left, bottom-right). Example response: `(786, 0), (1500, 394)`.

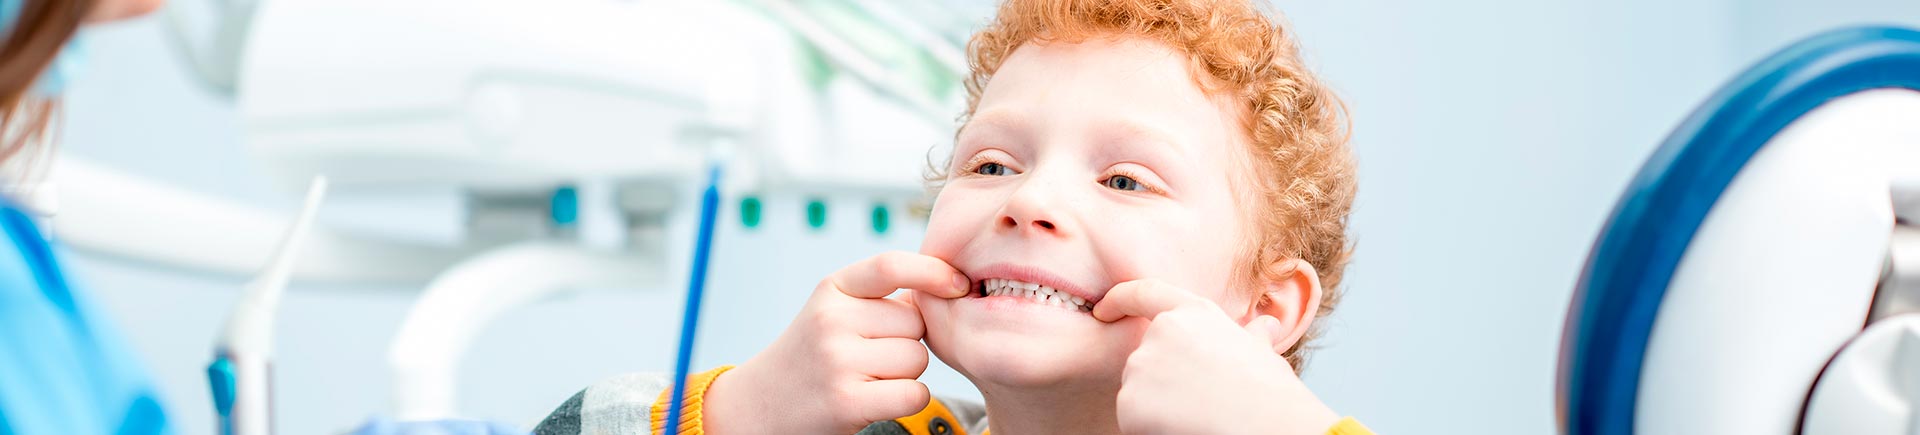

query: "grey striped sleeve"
(533, 373), (673, 435)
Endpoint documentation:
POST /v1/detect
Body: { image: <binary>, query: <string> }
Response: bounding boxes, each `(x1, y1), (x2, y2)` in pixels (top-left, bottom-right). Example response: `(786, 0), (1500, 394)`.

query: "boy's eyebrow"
(1091, 117), (1189, 160)
(966, 109), (1190, 166)
(963, 109), (1031, 138)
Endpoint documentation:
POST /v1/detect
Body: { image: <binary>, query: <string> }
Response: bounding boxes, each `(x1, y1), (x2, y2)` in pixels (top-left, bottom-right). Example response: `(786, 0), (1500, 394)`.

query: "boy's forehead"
(1000, 37), (1195, 91)
(969, 37), (1246, 154)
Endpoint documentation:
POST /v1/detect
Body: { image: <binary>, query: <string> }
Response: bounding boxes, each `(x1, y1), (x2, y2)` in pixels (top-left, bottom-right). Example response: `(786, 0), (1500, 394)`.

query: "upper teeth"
(982, 278), (1092, 312)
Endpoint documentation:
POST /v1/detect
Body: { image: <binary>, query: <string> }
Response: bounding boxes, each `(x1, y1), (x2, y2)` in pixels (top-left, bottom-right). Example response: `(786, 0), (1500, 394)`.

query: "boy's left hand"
(1093, 279), (1341, 435)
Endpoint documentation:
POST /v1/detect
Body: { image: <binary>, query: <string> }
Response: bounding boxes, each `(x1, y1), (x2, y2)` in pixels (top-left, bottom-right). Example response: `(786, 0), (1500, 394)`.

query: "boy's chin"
(944, 337), (1121, 389)
(919, 294), (1135, 390)
(931, 327), (1128, 389)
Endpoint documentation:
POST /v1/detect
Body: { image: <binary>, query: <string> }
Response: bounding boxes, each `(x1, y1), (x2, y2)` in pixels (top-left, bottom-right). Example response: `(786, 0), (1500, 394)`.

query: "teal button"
(740, 196), (762, 229)
(806, 199), (827, 230)
(550, 186), (579, 226)
(870, 203), (889, 235)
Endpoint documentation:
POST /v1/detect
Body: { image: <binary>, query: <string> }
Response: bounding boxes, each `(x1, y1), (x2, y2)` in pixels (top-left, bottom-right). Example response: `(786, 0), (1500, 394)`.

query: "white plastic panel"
(239, 0), (789, 190)
(1802, 314), (1920, 434)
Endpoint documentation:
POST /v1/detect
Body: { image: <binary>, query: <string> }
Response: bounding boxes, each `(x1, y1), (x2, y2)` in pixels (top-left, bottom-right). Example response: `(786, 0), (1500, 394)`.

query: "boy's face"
(918, 37), (1260, 389)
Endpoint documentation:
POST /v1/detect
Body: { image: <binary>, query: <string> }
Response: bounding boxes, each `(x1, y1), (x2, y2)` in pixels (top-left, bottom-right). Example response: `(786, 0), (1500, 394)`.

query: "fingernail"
(953, 274), (972, 295)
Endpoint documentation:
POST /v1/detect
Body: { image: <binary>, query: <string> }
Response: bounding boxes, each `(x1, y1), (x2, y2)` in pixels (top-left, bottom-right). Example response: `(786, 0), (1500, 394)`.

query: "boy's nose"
(1000, 215), (1057, 233)
(998, 184), (1068, 238)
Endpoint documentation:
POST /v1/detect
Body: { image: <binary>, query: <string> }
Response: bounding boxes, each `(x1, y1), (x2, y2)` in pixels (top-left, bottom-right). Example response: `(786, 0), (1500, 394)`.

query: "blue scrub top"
(0, 203), (169, 434)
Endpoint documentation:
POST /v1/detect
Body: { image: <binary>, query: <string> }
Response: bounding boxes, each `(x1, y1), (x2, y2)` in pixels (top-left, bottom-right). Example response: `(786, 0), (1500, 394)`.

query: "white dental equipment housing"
(237, 0), (956, 202)
(134, 0), (972, 424)
(1559, 26), (1920, 434)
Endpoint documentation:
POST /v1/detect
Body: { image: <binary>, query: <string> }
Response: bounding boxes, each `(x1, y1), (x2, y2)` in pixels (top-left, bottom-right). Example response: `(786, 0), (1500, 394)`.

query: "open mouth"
(978, 278), (1094, 312)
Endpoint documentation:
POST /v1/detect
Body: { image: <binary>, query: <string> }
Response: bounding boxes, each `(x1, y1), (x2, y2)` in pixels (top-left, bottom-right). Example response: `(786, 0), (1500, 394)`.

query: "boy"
(536, 0), (1368, 433)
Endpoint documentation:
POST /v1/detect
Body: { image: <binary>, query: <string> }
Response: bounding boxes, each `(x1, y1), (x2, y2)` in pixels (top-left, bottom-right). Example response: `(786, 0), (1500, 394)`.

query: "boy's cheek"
(916, 226), (969, 289)
(918, 214), (965, 260)
(916, 241), (960, 266)
(919, 187), (1001, 259)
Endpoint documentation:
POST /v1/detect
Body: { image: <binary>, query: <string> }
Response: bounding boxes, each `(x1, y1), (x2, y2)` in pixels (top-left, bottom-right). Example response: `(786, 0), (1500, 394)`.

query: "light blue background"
(52, 1), (1920, 434)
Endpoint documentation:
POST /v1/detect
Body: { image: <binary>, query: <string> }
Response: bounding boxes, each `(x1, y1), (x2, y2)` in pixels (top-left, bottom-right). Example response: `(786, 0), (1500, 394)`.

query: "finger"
(1092, 279), (1207, 323)
(1243, 315), (1286, 353)
(827, 251), (970, 299)
(851, 337), (931, 380)
(849, 379), (932, 425)
(843, 297), (926, 339)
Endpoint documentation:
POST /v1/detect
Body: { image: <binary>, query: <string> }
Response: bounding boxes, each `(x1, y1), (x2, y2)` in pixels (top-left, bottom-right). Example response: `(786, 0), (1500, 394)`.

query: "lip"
(966, 263), (1104, 306)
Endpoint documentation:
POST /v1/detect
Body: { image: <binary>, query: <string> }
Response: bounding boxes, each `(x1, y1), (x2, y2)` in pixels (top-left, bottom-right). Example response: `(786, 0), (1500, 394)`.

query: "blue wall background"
(54, 1), (1920, 433)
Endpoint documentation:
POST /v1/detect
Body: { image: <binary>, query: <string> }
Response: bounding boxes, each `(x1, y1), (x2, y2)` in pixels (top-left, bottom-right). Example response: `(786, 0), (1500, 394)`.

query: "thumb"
(1243, 315), (1286, 354)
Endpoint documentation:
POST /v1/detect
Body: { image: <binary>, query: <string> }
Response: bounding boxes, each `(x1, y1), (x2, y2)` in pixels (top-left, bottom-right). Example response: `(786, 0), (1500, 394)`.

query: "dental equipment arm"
(51, 157), (474, 285)
(387, 242), (662, 420)
(208, 176), (326, 435)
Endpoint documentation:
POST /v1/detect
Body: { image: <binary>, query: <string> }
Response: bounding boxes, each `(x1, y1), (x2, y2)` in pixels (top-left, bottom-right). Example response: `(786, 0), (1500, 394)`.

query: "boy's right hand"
(702, 251), (970, 435)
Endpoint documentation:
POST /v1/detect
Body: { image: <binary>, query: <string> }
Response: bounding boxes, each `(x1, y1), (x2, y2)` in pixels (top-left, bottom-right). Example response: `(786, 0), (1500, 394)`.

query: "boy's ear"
(1244, 258), (1322, 355)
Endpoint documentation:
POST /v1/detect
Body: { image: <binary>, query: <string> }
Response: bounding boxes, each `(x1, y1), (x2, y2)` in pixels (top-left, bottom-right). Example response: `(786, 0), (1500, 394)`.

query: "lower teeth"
(978, 282), (1090, 311)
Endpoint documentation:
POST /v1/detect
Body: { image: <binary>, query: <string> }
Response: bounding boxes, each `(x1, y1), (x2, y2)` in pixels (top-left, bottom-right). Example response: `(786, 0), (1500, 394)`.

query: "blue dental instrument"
(666, 165), (723, 433)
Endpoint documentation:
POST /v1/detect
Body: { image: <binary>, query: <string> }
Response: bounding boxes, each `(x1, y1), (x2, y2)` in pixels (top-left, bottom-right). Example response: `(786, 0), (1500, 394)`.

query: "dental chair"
(1559, 26), (1920, 434)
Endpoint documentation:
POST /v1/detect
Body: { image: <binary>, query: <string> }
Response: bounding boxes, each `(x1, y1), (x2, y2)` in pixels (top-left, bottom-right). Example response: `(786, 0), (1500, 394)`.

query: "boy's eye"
(975, 162), (1011, 176)
(1103, 175), (1144, 191)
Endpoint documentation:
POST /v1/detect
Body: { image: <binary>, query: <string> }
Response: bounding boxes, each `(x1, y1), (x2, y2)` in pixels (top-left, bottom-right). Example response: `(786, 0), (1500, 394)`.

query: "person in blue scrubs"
(1, 0), (171, 433)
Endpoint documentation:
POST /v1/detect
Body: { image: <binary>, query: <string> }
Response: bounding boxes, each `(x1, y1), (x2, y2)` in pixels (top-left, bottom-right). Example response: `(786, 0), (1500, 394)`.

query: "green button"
(806, 199), (828, 230)
(870, 203), (890, 235)
(740, 197), (762, 229)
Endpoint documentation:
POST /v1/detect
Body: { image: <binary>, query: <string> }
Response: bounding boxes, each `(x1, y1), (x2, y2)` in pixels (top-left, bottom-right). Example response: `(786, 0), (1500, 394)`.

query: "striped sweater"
(531, 366), (1373, 435)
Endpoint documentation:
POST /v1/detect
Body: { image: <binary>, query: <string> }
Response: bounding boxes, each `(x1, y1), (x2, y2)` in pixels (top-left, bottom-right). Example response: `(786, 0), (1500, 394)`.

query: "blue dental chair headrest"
(1558, 26), (1920, 435)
